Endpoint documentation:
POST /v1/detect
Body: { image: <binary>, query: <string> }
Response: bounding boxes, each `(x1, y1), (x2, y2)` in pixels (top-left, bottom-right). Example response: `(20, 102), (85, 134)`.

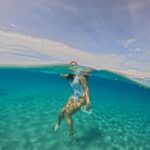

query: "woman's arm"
(80, 76), (91, 109)
(60, 74), (69, 78)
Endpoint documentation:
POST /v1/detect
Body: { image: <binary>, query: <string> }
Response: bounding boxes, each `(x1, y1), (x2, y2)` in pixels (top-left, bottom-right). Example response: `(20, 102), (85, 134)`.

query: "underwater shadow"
(74, 127), (103, 149)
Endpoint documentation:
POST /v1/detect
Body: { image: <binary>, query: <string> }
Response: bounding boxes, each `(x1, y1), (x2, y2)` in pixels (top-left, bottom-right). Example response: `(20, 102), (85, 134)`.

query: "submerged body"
(54, 73), (91, 136)
(70, 75), (85, 101)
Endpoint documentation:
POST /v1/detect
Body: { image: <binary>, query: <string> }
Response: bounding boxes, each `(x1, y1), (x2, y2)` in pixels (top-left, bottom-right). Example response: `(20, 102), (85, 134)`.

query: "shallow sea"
(0, 65), (150, 150)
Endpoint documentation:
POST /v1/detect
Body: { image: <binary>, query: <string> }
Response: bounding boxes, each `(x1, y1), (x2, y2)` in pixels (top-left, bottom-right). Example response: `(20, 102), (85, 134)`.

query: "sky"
(0, 0), (150, 77)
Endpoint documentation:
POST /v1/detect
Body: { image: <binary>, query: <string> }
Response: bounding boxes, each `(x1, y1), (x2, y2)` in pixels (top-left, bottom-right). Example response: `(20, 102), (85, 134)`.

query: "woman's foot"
(54, 122), (59, 131)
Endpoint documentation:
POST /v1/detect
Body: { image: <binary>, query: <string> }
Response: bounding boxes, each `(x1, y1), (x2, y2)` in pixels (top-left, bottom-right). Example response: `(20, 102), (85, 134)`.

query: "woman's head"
(70, 61), (78, 65)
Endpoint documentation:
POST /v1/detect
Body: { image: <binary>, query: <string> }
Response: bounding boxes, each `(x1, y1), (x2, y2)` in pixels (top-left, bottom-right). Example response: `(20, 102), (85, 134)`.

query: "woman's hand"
(60, 74), (68, 78)
(86, 102), (91, 110)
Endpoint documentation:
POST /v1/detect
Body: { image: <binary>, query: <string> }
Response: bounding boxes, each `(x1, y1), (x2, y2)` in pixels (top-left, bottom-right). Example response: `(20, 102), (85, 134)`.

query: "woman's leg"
(54, 107), (65, 131)
(64, 96), (85, 136)
(54, 96), (74, 131)
(64, 112), (74, 136)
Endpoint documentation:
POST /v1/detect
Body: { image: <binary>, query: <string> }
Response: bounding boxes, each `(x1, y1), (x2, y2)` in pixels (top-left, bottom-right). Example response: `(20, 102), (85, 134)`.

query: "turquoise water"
(0, 65), (150, 150)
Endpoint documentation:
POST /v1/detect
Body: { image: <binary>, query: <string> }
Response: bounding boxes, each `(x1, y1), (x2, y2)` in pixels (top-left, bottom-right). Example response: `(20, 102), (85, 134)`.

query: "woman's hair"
(70, 61), (78, 65)
(66, 74), (74, 81)
(67, 61), (89, 81)
(66, 74), (88, 82)
(84, 75), (89, 81)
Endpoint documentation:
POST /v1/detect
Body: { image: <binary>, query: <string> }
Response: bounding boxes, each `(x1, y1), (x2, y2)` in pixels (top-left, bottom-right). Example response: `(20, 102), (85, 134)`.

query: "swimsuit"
(70, 75), (85, 101)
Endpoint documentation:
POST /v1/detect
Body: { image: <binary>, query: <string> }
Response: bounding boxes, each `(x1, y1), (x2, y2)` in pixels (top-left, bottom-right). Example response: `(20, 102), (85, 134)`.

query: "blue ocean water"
(0, 65), (150, 150)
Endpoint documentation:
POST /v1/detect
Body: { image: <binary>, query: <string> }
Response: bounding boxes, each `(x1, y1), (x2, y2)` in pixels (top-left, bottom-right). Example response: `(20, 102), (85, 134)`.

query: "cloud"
(0, 31), (122, 70)
(1, 31), (150, 78)
(117, 69), (150, 79)
(124, 38), (136, 48)
(127, 1), (143, 17)
(10, 24), (15, 28)
(127, 0), (150, 19)
(134, 47), (141, 52)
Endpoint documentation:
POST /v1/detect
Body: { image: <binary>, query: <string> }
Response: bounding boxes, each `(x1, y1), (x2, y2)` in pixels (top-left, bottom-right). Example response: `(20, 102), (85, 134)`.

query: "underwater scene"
(0, 64), (150, 150)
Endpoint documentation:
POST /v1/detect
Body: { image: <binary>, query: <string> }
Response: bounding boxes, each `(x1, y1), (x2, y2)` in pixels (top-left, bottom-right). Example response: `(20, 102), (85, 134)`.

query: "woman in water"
(54, 61), (91, 136)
